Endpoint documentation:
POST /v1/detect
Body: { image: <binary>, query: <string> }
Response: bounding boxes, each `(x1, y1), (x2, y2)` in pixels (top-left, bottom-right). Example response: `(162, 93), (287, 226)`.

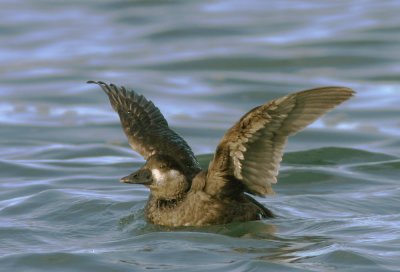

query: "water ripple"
(1, 0), (400, 271)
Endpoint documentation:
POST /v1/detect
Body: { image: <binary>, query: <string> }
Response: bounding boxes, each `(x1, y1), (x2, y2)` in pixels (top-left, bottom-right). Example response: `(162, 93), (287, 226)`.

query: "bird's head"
(120, 154), (189, 200)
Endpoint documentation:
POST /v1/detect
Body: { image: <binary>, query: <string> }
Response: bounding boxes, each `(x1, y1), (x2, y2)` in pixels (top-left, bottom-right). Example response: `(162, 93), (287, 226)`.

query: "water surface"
(1, 0), (400, 271)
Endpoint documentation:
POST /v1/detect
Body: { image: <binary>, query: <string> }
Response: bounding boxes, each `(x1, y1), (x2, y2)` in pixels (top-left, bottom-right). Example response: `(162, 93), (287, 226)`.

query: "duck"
(88, 81), (354, 227)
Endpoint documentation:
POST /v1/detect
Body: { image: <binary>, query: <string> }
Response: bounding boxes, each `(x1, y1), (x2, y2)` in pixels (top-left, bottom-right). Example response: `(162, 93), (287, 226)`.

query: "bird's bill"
(120, 168), (153, 185)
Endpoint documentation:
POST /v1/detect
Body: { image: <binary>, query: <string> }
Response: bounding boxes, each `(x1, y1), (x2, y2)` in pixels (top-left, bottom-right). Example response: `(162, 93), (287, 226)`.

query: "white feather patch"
(152, 169), (166, 183)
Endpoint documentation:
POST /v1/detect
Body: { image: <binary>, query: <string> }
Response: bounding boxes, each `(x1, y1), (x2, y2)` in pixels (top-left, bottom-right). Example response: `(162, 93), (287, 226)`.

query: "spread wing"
(206, 87), (355, 197)
(88, 81), (201, 178)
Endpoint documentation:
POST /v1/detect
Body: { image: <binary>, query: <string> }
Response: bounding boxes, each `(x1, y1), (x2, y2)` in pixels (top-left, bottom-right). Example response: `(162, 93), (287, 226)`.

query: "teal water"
(1, 0), (400, 271)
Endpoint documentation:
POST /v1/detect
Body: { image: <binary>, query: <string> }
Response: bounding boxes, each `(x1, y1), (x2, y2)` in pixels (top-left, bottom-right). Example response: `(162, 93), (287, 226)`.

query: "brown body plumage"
(88, 81), (354, 226)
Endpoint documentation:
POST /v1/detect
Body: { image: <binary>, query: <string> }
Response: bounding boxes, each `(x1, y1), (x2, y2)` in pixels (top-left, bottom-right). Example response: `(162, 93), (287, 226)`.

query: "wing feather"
(88, 81), (202, 179)
(207, 87), (354, 196)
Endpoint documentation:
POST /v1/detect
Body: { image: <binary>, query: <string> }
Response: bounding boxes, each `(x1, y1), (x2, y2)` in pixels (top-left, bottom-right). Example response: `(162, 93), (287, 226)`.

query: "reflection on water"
(1, 0), (400, 271)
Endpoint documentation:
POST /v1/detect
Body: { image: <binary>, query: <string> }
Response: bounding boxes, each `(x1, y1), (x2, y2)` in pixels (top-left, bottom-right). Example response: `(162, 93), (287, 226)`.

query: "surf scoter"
(88, 81), (354, 226)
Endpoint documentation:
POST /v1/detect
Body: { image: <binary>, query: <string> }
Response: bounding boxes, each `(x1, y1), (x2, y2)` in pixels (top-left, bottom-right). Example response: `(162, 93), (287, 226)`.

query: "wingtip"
(339, 86), (356, 95)
(87, 80), (108, 86)
(86, 80), (115, 96)
(342, 87), (356, 100)
(330, 86), (356, 96)
(312, 86), (356, 101)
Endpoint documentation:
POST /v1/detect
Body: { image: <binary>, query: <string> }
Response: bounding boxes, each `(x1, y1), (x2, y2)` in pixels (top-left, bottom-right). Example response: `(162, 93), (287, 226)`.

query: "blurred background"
(1, 0), (399, 271)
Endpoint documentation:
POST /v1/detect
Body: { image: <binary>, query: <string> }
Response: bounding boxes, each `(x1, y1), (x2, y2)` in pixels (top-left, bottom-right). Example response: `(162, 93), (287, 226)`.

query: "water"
(1, 0), (400, 271)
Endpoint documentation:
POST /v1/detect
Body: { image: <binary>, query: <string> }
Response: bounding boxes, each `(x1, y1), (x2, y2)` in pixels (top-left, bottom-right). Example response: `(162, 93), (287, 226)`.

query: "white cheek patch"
(168, 170), (181, 179)
(151, 169), (166, 183)
(151, 169), (184, 185)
